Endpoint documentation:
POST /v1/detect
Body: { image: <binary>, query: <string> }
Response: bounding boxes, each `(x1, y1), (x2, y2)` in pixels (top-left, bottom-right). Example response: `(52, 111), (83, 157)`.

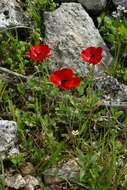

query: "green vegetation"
(0, 0), (127, 189)
(98, 11), (127, 84)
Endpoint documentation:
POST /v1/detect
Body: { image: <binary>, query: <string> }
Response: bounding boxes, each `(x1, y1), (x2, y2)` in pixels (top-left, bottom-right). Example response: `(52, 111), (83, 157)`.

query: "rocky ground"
(0, 0), (127, 189)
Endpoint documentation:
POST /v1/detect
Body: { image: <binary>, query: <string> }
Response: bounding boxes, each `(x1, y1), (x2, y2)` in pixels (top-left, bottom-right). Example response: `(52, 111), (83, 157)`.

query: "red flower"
(50, 68), (80, 90)
(81, 47), (103, 64)
(26, 44), (51, 61)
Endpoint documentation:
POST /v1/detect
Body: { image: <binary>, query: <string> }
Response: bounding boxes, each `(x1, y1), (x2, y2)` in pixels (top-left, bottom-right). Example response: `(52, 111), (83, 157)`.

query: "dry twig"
(0, 67), (32, 83)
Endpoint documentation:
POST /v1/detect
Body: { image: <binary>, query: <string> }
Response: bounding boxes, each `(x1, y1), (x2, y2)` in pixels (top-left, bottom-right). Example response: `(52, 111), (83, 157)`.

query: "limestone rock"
(44, 3), (112, 77)
(0, 0), (32, 29)
(77, 0), (107, 11)
(95, 76), (123, 99)
(95, 76), (127, 108)
(24, 184), (34, 190)
(24, 175), (40, 187)
(0, 120), (19, 159)
(56, 0), (107, 11)
(112, 0), (127, 8)
(5, 173), (43, 189)
(44, 159), (79, 184)
(24, 175), (44, 190)
(5, 174), (26, 189)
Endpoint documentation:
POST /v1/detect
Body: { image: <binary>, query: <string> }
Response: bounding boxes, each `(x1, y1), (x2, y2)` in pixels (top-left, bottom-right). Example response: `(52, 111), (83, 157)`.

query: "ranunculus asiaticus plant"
(81, 47), (103, 64)
(50, 68), (80, 90)
(26, 44), (51, 61)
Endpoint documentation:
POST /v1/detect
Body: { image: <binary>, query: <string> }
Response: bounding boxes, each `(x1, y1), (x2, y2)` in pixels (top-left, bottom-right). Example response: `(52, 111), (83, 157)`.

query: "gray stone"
(57, 0), (107, 11)
(77, 0), (107, 11)
(112, 0), (127, 8)
(24, 184), (34, 190)
(44, 159), (79, 184)
(95, 76), (123, 99)
(24, 175), (44, 190)
(44, 3), (112, 77)
(70, 75), (127, 109)
(95, 75), (127, 108)
(5, 173), (42, 189)
(0, 120), (19, 159)
(0, 0), (32, 29)
(5, 174), (26, 189)
(24, 175), (39, 187)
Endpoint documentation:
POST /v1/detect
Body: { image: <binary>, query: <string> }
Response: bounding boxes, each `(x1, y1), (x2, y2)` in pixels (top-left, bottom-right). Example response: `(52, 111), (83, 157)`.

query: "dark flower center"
(90, 53), (95, 59)
(61, 79), (68, 85)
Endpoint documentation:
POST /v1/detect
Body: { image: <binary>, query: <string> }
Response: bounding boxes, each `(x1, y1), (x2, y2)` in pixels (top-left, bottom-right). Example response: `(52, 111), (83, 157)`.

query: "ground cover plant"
(98, 4), (127, 83)
(0, 0), (127, 189)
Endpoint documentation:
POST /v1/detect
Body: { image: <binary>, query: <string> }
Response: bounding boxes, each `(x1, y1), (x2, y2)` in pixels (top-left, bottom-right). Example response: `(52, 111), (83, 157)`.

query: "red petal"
(81, 47), (96, 62)
(32, 44), (50, 54)
(62, 77), (80, 89)
(96, 47), (103, 55)
(90, 47), (103, 64)
(81, 47), (103, 64)
(50, 72), (62, 87)
(50, 68), (74, 81)
(59, 68), (74, 80)
(50, 68), (78, 90)
(26, 44), (51, 61)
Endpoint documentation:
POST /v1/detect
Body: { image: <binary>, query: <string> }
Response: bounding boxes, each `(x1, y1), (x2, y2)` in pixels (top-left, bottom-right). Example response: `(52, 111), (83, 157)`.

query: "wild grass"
(0, 0), (127, 189)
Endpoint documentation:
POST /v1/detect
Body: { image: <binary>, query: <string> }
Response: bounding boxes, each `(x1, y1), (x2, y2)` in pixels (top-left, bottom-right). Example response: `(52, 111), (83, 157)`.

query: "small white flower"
(117, 5), (125, 11)
(124, 9), (127, 13)
(112, 11), (118, 18)
(72, 130), (79, 136)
